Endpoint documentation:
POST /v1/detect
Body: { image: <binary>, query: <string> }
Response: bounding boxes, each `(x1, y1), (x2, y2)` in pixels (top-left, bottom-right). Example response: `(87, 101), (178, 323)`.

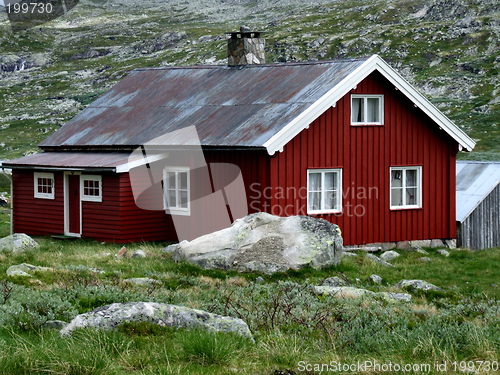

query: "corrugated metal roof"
(2, 152), (134, 170)
(456, 161), (500, 222)
(39, 58), (369, 149)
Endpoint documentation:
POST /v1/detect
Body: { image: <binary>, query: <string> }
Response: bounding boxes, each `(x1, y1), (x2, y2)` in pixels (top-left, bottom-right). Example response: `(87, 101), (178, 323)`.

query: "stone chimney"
(227, 26), (265, 66)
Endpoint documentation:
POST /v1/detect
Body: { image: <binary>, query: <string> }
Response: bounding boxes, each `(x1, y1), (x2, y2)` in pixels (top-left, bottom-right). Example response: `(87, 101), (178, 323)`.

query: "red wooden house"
(3, 34), (475, 245)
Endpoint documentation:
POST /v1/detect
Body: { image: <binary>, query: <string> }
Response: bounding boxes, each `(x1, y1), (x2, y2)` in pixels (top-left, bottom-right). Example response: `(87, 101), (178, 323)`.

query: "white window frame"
(81, 175), (102, 202)
(307, 168), (342, 214)
(34, 172), (55, 199)
(390, 166), (422, 209)
(163, 167), (190, 216)
(351, 94), (384, 125)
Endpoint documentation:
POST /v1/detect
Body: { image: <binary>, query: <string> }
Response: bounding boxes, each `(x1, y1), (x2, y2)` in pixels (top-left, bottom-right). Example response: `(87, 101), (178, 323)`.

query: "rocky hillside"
(0, 0), (499, 160)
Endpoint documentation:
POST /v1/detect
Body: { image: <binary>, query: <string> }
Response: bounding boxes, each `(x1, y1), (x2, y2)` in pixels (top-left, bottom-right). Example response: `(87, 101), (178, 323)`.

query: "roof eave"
(264, 54), (476, 155)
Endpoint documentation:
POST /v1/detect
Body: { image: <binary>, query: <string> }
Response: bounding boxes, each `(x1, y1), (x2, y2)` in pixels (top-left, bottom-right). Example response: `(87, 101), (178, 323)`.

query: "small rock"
(131, 250), (146, 258)
(411, 240), (431, 248)
(418, 257), (432, 262)
(6, 263), (51, 277)
(445, 239), (456, 249)
(322, 276), (349, 287)
(115, 246), (127, 258)
(380, 250), (400, 262)
(396, 279), (444, 292)
(369, 274), (382, 284)
(381, 242), (396, 251)
(396, 240), (410, 249)
(490, 283), (498, 288)
(7, 269), (32, 277)
(314, 286), (410, 303)
(342, 251), (357, 257)
(255, 276), (264, 284)
(44, 320), (67, 329)
(123, 278), (160, 286)
(430, 239), (444, 248)
(366, 253), (394, 267)
(437, 249), (449, 257)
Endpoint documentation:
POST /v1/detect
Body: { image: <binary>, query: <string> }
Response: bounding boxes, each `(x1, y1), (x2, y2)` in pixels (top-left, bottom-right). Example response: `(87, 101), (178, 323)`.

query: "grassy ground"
(0, 209), (499, 374)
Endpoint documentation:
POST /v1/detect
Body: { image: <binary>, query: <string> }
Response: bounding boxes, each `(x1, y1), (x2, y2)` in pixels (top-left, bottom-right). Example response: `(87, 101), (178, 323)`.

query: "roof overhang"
(2, 151), (170, 173)
(263, 54), (476, 155)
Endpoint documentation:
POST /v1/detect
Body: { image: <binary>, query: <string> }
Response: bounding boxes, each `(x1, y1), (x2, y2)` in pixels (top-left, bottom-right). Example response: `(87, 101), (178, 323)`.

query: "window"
(34, 172), (54, 199)
(390, 167), (421, 209)
(351, 95), (384, 125)
(163, 167), (190, 215)
(307, 169), (342, 214)
(81, 175), (102, 202)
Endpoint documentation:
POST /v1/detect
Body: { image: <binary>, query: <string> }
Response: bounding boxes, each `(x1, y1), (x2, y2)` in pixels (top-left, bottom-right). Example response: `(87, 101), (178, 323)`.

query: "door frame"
(64, 171), (82, 237)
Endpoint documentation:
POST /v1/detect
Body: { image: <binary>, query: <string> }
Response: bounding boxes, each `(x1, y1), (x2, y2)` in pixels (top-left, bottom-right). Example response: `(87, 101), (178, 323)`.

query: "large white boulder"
(170, 213), (343, 274)
(60, 302), (253, 340)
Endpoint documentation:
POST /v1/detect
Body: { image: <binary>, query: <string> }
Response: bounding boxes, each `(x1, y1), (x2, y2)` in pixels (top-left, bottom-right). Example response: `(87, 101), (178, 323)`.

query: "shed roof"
(39, 55), (475, 155)
(1, 151), (163, 173)
(456, 161), (500, 222)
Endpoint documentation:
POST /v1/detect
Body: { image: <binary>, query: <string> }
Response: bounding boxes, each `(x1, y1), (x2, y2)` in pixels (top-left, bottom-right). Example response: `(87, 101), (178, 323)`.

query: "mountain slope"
(0, 0), (499, 160)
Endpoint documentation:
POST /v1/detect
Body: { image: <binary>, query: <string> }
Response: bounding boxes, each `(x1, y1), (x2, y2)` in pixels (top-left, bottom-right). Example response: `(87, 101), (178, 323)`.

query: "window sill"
(165, 209), (191, 216)
(308, 209), (342, 215)
(390, 206), (422, 211)
(351, 122), (384, 126)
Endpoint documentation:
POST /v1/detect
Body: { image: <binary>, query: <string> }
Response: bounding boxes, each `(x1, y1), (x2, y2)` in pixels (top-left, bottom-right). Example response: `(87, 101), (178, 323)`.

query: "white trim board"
(263, 54), (476, 155)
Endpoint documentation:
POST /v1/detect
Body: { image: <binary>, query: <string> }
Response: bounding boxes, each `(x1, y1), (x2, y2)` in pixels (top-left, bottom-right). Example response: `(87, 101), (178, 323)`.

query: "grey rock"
(314, 286), (410, 303)
(322, 276), (349, 287)
(123, 278), (161, 285)
(430, 239), (445, 248)
(59, 302), (253, 340)
(445, 239), (457, 249)
(380, 250), (400, 262)
(255, 276), (264, 284)
(44, 320), (67, 329)
(6, 263), (51, 277)
(396, 279), (444, 292)
(411, 240), (431, 248)
(437, 249), (450, 257)
(172, 213), (343, 274)
(131, 250), (146, 258)
(396, 240), (410, 249)
(378, 292), (412, 303)
(0, 234), (39, 253)
(6, 269), (32, 277)
(381, 242), (396, 251)
(418, 257), (432, 262)
(369, 274), (382, 284)
(365, 253), (393, 267)
(314, 286), (375, 298)
(342, 251), (357, 257)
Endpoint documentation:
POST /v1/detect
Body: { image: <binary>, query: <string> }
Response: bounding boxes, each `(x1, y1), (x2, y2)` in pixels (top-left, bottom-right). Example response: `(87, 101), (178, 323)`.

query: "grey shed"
(456, 161), (500, 250)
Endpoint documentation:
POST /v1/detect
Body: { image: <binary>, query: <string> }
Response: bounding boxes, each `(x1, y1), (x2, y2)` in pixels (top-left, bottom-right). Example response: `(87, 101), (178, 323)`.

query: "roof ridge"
(134, 57), (371, 71)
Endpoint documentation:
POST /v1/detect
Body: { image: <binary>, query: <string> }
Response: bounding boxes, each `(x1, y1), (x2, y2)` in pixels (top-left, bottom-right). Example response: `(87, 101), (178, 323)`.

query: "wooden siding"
(268, 71), (457, 245)
(457, 184), (500, 250)
(13, 170), (64, 235)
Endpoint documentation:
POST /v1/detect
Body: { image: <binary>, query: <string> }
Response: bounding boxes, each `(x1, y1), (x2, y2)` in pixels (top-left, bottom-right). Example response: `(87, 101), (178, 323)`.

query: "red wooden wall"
(267, 71), (457, 245)
(12, 170), (64, 235)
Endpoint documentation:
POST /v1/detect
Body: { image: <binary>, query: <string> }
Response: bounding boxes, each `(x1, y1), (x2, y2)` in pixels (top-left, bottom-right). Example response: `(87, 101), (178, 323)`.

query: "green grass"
(0, 219), (499, 373)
